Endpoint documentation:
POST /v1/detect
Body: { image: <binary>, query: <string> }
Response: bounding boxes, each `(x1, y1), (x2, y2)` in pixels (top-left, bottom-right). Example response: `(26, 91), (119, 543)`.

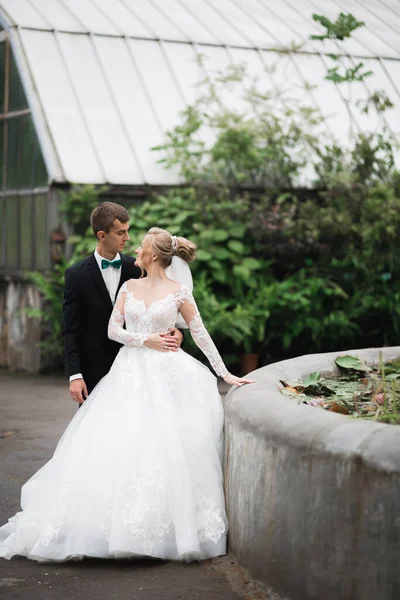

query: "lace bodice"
(108, 282), (228, 377)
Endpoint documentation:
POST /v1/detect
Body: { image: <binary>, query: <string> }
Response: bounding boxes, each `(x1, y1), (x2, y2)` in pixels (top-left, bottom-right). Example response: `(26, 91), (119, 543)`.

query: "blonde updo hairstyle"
(145, 227), (196, 270)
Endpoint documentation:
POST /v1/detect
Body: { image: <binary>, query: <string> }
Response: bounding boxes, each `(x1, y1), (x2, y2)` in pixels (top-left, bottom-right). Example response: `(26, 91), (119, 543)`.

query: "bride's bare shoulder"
(124, 278), (142, 292)
(166, 278), (184, 293)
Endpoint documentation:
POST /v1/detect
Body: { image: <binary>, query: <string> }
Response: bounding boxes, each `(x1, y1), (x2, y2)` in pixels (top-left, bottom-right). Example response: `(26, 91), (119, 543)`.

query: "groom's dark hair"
(90, 202), (130, 236)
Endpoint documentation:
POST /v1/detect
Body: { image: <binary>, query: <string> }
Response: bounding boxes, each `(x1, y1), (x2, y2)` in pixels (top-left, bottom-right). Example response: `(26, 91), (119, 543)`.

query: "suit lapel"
(88, 253), (113, 310)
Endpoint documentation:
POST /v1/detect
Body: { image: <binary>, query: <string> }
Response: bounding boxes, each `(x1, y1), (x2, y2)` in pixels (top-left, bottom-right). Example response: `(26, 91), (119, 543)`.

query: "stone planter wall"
(0, 278), (43, 372)
(224, 347), (400, 600)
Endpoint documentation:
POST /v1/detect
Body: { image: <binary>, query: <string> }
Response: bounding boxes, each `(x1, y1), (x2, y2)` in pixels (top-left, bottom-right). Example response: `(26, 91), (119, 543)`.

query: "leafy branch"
(357, 90), (395, 114)
(311, 12), (365, 41)
(326, 63), (372, 84)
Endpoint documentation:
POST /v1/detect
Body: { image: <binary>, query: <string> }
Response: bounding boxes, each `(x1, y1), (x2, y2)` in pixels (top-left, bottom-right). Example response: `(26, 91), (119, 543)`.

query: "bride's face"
(135, 236), (153, 270)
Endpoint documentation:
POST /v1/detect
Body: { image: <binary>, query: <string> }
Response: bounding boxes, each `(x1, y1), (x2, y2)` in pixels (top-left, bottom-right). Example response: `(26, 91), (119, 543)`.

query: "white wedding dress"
(0, 283), (228, 562)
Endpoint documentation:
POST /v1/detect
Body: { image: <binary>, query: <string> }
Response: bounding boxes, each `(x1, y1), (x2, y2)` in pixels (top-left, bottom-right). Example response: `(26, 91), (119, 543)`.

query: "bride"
(0, 227), (254, 563)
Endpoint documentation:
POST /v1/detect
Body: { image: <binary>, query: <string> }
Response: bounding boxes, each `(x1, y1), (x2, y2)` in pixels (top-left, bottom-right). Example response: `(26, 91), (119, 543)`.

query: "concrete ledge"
(224, 347), (400, 600)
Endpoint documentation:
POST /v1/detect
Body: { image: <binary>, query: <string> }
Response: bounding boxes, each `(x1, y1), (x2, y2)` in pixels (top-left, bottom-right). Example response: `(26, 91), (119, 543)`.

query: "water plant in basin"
(280, 353), (400, 424)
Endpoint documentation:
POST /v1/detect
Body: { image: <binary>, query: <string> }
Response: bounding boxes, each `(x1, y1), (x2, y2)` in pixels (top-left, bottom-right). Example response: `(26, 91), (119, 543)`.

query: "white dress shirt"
(94, 249), (122, 304)
(69, 250), (122, 383)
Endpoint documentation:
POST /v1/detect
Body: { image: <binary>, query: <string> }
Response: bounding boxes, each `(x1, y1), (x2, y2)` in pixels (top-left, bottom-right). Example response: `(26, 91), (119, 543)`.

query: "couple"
(0, 202), (253, 563)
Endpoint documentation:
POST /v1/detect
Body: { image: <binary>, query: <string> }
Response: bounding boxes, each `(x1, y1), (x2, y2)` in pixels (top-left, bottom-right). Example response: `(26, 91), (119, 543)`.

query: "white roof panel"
(28, 0), (87, 32)
(0, 0), (398, 55)
(162, 42), (206, 106)
(60, 0), (121, 34)
(333, 0), (400, 56)
(179, 0), (252, 46)
(19, 29), (104, 183)
(363, 58), (400, 136)
(129, 38), (187, 131)
(150, 0), (219, 44)
(341, 55), (381, 132)
(283, 0), (340, 55)
(124, 0), (188, 41)
(197, 0), (272, 48)
(94, 35), (178, 184)
(309, 0), (376, 57)
(1, 0), (400, 185)
(87, 0), (154, 38)
(0, 0), (50, 28)
(58, 32), (144, 183)
(241, 0), (313, 51)
(382, 0), (400, 19)
(296, 53), (356, 143)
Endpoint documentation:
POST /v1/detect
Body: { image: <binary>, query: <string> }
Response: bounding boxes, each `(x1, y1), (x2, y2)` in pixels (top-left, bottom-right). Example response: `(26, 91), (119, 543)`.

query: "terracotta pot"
(240, 353), (259, 376)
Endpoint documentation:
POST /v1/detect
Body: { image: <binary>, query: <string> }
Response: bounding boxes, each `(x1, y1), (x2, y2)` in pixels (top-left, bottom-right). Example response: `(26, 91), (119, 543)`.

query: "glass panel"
(32, 126), (47, 187)
(0, 120), (4, 189)
(0, 199), (5, 267)
(9, 49), (28, 111)
(20, 194), (33, 269)
(0, 41), (5, 114)
(34, 194), (48, 269)
(5, 196), (18, 268)
(6, 114), (47, 189)
(6, 117), (19, 188)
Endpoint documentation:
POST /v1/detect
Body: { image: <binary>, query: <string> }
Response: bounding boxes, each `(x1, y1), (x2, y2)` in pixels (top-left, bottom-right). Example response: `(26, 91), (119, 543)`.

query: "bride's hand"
(223, 373), (255, 387)
(144, 333), (178, 352)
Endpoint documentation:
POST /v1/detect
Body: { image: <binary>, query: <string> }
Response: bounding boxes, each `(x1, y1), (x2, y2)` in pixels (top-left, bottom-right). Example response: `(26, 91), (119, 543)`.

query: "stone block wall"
(0, 278), (43, 372)
(224, 347), (400, 600)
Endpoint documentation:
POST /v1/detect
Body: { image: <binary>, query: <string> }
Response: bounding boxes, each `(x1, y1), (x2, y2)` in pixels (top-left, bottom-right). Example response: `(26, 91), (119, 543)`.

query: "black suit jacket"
(63, 253), (141, 394)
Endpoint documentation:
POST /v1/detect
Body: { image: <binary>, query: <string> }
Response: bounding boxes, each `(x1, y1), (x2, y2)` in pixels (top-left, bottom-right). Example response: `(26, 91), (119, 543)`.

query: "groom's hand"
(145, 333), (178, 352)
(69, 378), (88, 404)
(164, 328), (183, 352)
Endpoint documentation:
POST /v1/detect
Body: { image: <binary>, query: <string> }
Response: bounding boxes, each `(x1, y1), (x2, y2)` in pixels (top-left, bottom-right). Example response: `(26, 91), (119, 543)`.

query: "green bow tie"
(101, 258), (122, 270)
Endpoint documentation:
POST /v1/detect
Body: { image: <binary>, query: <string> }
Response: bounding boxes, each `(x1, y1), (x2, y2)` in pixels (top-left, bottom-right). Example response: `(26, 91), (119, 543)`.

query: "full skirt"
(0, 347), (227, 562)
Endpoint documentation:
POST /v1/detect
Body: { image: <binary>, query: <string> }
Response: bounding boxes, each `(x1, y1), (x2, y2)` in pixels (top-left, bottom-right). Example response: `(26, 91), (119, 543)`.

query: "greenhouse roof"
(1, 0), (400, 185)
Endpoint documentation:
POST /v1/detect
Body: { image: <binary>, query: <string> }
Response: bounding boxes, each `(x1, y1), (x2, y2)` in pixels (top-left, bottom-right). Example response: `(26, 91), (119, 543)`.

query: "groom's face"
(100, 219), (130, 255)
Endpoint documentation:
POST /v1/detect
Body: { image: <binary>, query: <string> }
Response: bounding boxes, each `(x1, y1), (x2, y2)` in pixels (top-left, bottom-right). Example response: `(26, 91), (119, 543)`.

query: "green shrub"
(27, 11), (400, 368)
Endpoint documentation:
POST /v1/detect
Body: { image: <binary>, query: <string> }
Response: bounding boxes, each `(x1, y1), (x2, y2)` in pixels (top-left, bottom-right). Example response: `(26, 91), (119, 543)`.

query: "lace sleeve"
(108, 283), (148, 347)
(177, 286), (228, 378)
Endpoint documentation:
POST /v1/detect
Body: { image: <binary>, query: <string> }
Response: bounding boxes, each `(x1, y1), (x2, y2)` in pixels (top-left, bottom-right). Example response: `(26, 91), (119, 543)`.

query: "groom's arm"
(162, 328), (184, 349)
(63, 268), (82, 378)
(178, 329), (185, 347)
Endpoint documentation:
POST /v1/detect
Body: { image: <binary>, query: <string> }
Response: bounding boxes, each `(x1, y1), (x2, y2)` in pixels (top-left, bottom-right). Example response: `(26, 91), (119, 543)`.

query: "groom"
(63, 202), (182, 403)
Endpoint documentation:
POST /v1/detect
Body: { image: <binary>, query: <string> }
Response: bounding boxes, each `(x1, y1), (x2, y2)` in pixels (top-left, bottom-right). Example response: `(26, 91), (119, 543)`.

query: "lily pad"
(303, 372), (321, 387)
(385, 373), (400, 381)
(281, 355), (400, 425)
(384, 358), (400, 375)
(335, 355), (372, 373)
